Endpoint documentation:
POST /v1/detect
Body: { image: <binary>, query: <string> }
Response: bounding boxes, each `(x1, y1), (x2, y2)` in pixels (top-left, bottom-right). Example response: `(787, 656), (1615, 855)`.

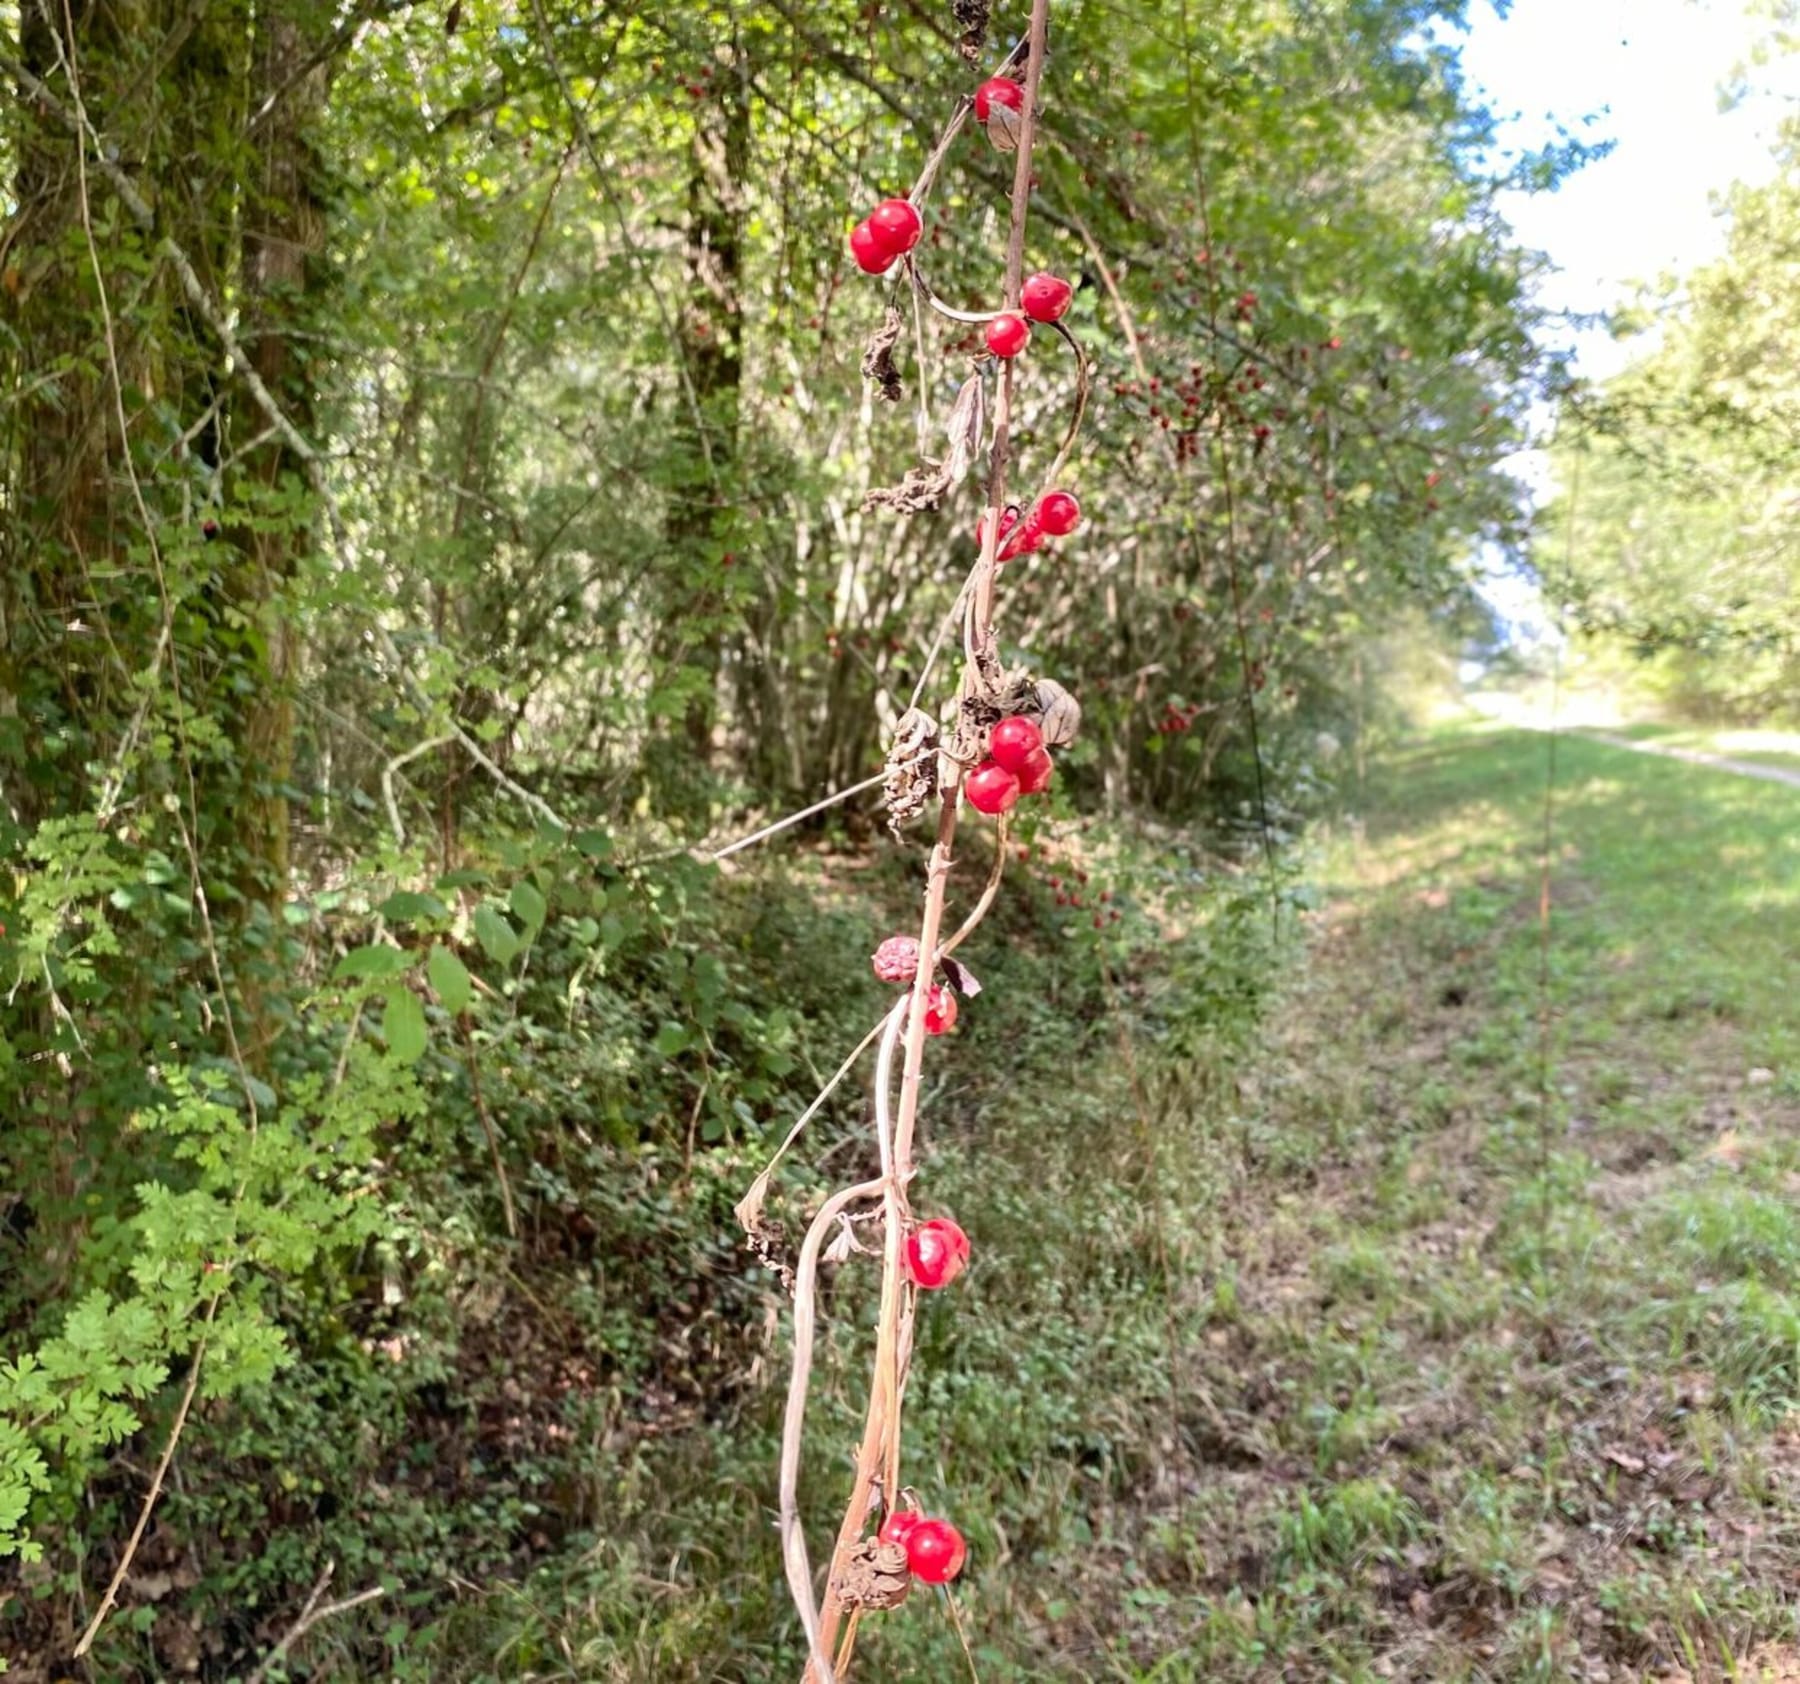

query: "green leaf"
(378, 890), (447, 923)
(426, 944), (473, 1014)
(509, 881), (548, 932)
(652, 1021), (690, 1058)
(472, 905), (520, 966)
(333, 944), (413, 983)
(382, 986), (428, 1064)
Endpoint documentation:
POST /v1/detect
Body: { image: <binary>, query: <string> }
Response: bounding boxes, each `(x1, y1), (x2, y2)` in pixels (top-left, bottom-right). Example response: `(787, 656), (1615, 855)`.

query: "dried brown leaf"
(944, 372), (985, 488)
(832, 1538), (912, 1610)
(940, 955), (981, 998)
(1036, 677), (1082, 747)
(987, 100), (1023, 153)
(953, 0), (989, 62)
(864, 462), (953, 513)
(861, 304), (905, 403)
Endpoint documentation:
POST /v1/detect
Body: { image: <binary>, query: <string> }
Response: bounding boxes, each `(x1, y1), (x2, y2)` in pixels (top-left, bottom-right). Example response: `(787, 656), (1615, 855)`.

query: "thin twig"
(244, 1563), (387, 1684)
(381, 734), (454, 850)
(735, 1006), (901, 1234)
(710, 772), (887, 861)
(73, 1304), (218, 1657)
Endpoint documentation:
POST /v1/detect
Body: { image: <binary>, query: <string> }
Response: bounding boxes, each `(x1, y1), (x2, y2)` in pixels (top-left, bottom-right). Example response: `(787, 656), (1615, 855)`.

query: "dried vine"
(729, 3), (1095, 1678)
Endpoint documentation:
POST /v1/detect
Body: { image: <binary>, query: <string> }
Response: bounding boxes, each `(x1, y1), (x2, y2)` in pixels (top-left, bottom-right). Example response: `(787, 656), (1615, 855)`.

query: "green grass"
(412, 720), (1800, 1683)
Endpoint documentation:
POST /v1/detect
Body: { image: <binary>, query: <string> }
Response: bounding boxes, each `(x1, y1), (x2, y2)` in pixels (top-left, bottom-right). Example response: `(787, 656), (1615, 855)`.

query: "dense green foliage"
(1544, 116), (1800, 720)
(1, 0), (1568, 1674)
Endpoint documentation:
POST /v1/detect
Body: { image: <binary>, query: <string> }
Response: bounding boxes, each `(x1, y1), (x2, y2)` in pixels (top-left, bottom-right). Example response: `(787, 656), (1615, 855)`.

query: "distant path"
(1463, 696), (1800, 790)
(1572, 730), (1800, 790)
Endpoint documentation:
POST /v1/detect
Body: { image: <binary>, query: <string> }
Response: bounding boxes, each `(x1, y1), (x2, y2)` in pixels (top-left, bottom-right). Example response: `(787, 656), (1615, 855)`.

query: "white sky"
(1440, 0), (1799, 643)
(1458, 0), (1797, 385)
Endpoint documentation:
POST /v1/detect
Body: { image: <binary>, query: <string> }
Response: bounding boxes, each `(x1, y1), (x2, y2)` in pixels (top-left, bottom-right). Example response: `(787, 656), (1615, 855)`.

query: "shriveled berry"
(870, 197), (922, 254)
(965, 760), (1020, 815)
(871, 935), (921, 984)
(1035, 490), (1081, 535)
(984, 312), (1030, 359)
(906, 1218), (970, 1289)
(923, 985), (958, 1036)
(903, 1517), (968, 1583)
(1015, 747), (1054, 795)
(973, 76), (1023, 123)
(849, 221), (896, 274)
(989, 716), (1043, 774)
(1021, 272), (1073, 323)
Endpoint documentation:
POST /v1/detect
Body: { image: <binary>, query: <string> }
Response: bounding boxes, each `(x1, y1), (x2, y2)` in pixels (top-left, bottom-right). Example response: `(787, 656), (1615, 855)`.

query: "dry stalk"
(802, 3), (1056, 1677)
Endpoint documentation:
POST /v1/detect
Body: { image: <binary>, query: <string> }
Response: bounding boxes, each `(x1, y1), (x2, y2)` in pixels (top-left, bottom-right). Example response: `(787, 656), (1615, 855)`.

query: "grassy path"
(1114, 721), (1800, 1682)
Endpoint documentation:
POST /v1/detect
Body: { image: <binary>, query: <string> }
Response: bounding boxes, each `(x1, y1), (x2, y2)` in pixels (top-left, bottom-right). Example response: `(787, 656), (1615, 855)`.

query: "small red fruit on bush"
(988, 716), (1043, 774)
(903, 1516), (968, 1583)
(1035, 489), (1081, 535)
(906, 1218), (970, 1290)
(849, 221), (896, 274)
(1021, 272), (1073, 322)
(1015, 747), (1054, 795)
(985, 312), (1030, 359)
(871, 935), (921, 984)
(997, 512), (1044, 561)
(965, 760), (1020, 814)
(870, 197), (922, 253)
(923, 985), (958, 1036)
(879, 1509), (922, 1548)
(974, 76), (1023, 123)
(975, 506), (1020, 552)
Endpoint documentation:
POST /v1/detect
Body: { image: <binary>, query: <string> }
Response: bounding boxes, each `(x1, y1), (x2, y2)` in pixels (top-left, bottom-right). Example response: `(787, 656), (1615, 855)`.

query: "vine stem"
(805, 3), (1053, 1676)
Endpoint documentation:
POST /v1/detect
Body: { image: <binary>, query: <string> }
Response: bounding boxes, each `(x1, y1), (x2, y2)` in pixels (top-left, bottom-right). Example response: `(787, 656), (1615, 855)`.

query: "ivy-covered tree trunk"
(236, 0), (329, 914)
(652, 42), (748, 810)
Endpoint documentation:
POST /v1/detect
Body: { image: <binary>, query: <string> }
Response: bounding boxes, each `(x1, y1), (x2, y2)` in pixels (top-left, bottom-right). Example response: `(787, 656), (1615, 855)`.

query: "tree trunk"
(652, 42), (748, 812)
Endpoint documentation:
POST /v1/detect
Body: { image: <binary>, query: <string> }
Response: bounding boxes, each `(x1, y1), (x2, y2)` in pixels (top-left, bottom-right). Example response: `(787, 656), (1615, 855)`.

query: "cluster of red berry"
(983, 269), (1074, 359)
(880, 1507), (968, 1584)
(1156, 699), (1201, 735)
(849, 198), (925, 275)
(965, 714), (1054, 816)
(976, 487), (1081, 563)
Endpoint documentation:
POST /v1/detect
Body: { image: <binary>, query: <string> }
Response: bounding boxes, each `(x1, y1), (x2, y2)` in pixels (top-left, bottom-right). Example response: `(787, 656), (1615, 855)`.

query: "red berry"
(965, 760), (1019, 814)
(879, 1509), (923, 1548)
(871, 935), (921, 984)
(849, 221), (896, 275)
(975, 506), (1020, 552)
(870, 197), (922, 254)
(1035, 490), (1081, 536)
(997, 513), (1044, 561)
(984, 313), (1030, 359)
(973, 76), (1023, 122)
(1021, 272), (1073, 323)
(1015, 747), (1054, 795)
(905, 1219), (970, 1290)
(903, 1517), (968, 1583)
(923, 985), (958, 1036)
(989, 716), (1043, 773)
